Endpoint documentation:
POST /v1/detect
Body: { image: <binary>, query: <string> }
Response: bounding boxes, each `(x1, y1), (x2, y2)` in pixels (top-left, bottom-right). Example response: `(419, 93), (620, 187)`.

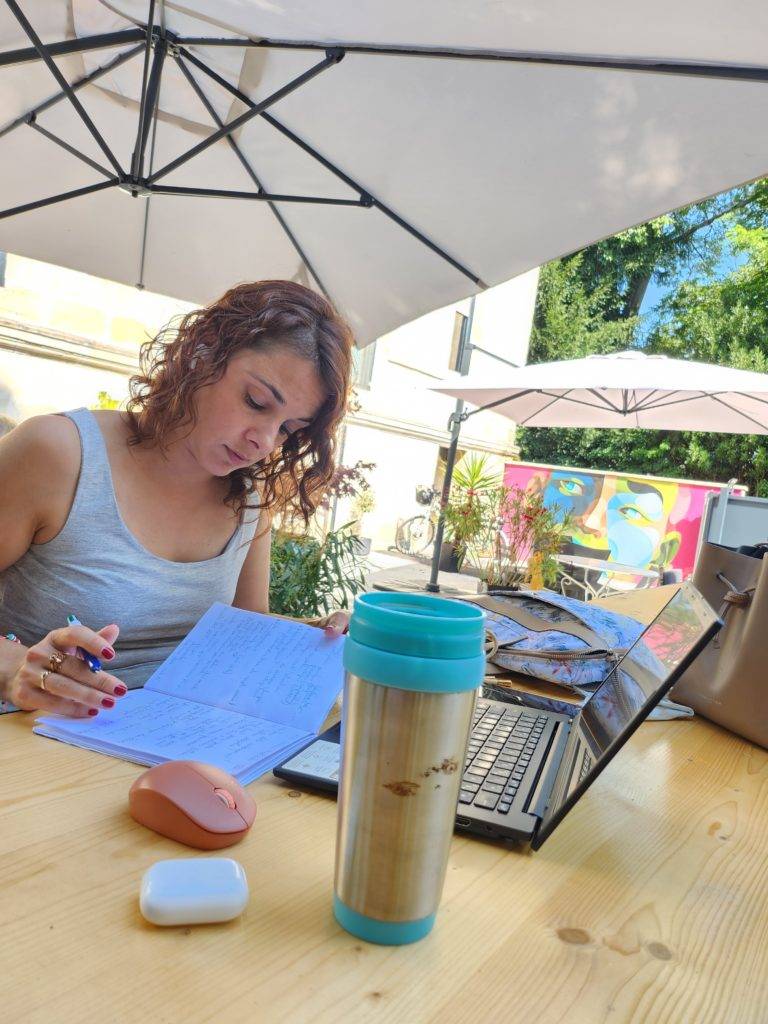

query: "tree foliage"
(519, 179), (768, 495)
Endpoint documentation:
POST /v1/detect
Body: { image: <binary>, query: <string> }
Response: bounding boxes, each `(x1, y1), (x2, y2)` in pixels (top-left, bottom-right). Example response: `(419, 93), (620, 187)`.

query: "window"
(448, 311), (472, 373)
(352, 340), (376, 389)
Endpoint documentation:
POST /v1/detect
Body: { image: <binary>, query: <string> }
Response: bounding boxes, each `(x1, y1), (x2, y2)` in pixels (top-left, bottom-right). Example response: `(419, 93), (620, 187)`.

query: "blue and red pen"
(4, 618), (108, 672)
(67, 614), (102, 673)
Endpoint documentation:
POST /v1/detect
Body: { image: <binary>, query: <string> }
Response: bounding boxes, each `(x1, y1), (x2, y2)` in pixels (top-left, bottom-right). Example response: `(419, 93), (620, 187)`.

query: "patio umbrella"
(432, 350), (768, 434)
(424, 350), (768, 589)
(1, 2), (768, 345)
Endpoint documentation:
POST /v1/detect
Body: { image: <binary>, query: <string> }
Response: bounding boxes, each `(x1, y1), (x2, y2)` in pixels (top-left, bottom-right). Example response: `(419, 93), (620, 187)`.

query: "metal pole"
(147, 185), (366, 205)
(131, 11), (165, 182)
(0, 27), (144, 67)
(169, 35), (768, 84)
(426, 297), (476, 593)
(0, 178), (119, 221)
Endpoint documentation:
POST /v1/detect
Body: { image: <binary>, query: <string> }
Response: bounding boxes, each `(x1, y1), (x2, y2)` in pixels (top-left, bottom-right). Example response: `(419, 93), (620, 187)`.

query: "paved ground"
(362, 545), (418, 588)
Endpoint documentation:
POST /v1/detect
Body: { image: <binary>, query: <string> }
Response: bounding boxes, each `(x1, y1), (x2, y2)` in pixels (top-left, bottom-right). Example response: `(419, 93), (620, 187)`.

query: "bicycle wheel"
(395, 515), (434, 555)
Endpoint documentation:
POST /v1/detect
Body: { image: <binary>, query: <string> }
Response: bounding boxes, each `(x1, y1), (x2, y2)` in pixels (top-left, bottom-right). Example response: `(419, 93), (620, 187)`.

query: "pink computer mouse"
(129, 761), (257, 850)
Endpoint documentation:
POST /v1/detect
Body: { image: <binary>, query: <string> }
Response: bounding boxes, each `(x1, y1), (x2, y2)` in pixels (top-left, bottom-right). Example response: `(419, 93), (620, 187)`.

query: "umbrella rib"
(734, 392), (768, 410)
(178, 47), (486, 287)
(0, 43), (145, 141)
(708, 394), (768, 433)
(148, 185), (366, 205)
(541, 389), (619, 413)
(4, 0), (126, 178)
(173, 53), (332, 301)
(170, 35), (768, 85)
(0, 179), (119, 221)
(630, 388), (662, 411)
(518, 391), (571, 426)
(635, 389), (768, 420)
(25, 119), (115, 179)
(462, 388), (537, 417)
(587, 388), (622, 413)
(632, 391), (709, 412)
(460, 388), (619, 419)
(0, 27), (144, 67)
(146, 49), (343, 185)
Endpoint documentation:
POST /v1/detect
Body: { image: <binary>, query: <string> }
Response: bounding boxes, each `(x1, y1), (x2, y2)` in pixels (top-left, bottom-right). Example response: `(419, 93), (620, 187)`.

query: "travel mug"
(333, 591), (486, 945)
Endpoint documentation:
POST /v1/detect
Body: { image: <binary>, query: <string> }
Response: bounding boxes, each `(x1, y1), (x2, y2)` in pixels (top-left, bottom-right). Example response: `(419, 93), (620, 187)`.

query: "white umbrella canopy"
(1, 1), (767, 345)
(431, 351), (768, 434)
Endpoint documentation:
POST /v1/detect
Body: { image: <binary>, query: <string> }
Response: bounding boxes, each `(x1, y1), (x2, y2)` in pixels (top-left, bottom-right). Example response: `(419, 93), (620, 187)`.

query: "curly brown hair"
(125, 280), (354, 524)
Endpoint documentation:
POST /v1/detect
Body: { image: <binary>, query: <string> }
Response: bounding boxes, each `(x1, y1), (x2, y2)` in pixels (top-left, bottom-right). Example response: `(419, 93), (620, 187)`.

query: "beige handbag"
(671, 542), (768, 748)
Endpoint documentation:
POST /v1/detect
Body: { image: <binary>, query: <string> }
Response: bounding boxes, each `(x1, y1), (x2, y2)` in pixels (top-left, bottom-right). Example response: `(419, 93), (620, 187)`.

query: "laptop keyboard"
(460, 701), (548, 815)
(579, 747), (593, 782)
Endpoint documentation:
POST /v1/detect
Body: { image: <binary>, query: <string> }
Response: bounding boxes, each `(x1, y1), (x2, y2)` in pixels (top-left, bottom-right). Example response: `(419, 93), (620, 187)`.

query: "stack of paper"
(35, 604), (345, 784)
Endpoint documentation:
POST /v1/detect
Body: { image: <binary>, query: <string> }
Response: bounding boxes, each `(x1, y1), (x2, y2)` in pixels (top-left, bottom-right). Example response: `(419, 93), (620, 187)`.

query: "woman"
(0, 280), (354, 717)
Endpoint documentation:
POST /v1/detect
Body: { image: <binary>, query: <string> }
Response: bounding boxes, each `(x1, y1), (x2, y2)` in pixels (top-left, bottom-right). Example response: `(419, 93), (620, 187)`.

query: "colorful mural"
(503, 462), (746, 578)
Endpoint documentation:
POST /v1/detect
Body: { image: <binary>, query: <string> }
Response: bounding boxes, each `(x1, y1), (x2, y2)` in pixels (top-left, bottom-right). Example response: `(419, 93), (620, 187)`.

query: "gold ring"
(40, 669), (51, 692)
(48, 650), (66, 673)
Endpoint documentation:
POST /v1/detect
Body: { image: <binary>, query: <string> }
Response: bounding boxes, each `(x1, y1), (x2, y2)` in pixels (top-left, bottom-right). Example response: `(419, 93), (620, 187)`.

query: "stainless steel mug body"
(334, 673), (475, 923)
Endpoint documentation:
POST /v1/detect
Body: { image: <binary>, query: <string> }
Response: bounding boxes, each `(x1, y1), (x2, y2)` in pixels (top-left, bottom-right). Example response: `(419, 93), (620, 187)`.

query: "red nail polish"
(114, 684), (127, 696)
(102, 647), (115, 660)
(102, 697), (115, 709)
(88, 708), (99, 717)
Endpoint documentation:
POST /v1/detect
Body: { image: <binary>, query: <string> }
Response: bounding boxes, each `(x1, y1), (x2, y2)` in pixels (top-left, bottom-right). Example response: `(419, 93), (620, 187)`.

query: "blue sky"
(638, 246), (748, 333)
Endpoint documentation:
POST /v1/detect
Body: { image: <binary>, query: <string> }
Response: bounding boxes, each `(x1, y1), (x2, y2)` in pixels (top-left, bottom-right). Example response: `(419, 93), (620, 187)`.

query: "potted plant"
(441, 492), (487, 571)
(440, 454), (501, 571)
(350, 487), (376, 555)
(466, 484), (570, 592)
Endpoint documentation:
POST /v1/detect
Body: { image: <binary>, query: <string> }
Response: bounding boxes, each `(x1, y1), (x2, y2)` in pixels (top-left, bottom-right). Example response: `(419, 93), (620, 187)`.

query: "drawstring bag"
(464, 589), (645, 691)
(672, 542), (768, 748)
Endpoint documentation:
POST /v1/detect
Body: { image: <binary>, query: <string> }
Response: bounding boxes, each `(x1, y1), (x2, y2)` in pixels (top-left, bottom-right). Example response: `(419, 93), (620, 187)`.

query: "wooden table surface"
(3, 589), (768, 1024)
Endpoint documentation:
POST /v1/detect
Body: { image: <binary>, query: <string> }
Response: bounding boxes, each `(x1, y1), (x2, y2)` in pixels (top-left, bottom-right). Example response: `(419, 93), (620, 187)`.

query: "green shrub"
(269, 522), (368, 618)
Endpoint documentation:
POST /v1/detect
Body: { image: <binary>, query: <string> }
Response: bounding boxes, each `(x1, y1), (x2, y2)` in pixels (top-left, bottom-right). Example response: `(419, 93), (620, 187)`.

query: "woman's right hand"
(6, 623), (127, 717)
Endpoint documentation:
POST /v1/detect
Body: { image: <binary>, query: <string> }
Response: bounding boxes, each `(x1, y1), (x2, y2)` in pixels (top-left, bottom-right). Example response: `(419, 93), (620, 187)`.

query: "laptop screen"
(532, 582), (721, 849)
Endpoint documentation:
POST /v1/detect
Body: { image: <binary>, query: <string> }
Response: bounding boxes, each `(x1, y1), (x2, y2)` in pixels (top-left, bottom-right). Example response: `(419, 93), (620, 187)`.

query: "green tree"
(551, 180), (768, 323)
(519, 182), (768, 495)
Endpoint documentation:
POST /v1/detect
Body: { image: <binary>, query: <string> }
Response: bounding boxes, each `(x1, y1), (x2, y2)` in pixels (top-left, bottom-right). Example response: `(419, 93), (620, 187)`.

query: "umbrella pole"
(425, 405), (466, 592)
(426, 298), (475, 593)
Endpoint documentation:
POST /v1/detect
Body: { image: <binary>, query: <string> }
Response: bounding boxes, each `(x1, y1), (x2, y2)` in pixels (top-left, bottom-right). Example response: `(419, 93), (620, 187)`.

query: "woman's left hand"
(323, 611), (350, 636)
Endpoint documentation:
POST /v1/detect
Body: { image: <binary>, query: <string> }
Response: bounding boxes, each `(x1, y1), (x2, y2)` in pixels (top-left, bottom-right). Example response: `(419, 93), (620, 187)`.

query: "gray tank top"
(0, 408), (259, 688)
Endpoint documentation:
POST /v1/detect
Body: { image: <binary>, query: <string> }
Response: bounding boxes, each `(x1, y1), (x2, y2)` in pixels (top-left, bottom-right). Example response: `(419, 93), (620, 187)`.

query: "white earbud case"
(140, 858), (249, 926)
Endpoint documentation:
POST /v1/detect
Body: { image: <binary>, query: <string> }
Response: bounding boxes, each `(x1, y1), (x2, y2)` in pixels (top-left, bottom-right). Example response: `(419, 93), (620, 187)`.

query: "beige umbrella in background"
(425, 351), (768, 590)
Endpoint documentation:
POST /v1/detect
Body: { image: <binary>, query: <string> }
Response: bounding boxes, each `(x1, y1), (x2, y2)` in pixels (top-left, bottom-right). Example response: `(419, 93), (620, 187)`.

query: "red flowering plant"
(465, 484), (571, 591)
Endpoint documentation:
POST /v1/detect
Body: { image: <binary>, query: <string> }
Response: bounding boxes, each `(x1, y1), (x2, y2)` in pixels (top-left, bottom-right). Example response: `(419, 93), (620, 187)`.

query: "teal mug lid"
(348, 591), (485, 660)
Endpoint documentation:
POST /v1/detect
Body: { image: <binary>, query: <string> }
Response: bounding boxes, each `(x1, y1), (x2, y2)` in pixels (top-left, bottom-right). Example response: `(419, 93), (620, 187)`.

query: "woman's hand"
(5, 623), (127, 717)
(322, 611), (350, 637)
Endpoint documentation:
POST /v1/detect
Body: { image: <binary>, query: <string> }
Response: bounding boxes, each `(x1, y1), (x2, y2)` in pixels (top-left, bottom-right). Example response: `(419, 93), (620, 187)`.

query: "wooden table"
(3, 589), (768, 1024)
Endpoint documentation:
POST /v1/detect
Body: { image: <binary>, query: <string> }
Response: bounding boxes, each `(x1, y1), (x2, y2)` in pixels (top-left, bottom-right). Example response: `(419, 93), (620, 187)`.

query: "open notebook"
(34, 604), (346, 784)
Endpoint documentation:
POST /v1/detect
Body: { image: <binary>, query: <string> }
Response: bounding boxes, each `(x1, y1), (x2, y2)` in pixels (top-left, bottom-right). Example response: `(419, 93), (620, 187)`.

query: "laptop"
(273, 582), (721, 849)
